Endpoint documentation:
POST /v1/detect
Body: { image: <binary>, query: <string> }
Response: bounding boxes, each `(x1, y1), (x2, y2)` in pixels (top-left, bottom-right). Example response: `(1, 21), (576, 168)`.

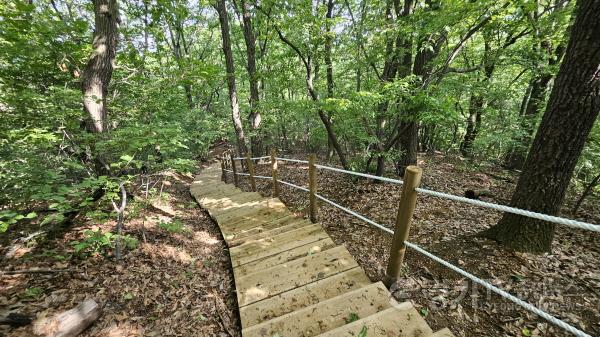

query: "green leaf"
(358, 325), (368, 337)
(123, 292), (133, 300)
(522, 328), (532, 336)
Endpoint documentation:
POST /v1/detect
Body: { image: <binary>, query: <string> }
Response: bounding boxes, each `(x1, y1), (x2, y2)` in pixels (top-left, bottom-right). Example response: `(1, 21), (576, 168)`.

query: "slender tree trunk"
(82, 0), (119, 134)
(460, 93), (484, 156)
(504, 73), (553, 168)
(484, 0), (600, 253)
(239, 0), (261, 155)
(324, 0), (335, 159)
(216, 0), (247, 156)
(460, 35), (494, 157)
(571, 173), (600, 215)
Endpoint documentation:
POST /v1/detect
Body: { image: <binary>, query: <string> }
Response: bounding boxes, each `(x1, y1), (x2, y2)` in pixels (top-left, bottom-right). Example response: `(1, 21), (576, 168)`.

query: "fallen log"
(34, 299), (100, 337)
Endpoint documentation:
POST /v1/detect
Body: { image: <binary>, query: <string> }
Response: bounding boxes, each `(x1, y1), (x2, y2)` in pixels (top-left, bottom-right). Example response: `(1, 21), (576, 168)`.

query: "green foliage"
(20, 287), (44, 299)
(0, 210), (37, 233)
(158, 219), (187, 234)
(71, 229), (138, 258)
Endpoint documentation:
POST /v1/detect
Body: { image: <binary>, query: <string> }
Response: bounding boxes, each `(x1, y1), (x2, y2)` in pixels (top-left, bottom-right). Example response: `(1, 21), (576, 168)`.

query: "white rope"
(315, 194), (394, 234)
(415, 188), (600, 232)
(232, 156), (269, 161)
(315, 164), (404, 185)
(224, 169), (271, 181)
(275, 157), (309, 164)
(278, 179), (309, 192)
(404, 241), (592, 337)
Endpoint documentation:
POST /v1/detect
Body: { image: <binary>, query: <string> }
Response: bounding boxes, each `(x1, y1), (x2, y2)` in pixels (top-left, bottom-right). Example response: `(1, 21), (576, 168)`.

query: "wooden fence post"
(246, 152), (257, 192)
(308, 153), (317, 223)
(385, 165), (422, 285)
(271, 149), (279, 197)
(230, 153), (239, 187)
(221, 160), (226, 182)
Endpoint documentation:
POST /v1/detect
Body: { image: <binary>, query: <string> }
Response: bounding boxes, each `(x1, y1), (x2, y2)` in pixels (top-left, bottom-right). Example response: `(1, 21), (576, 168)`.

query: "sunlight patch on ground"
(193, 231), (219, 245)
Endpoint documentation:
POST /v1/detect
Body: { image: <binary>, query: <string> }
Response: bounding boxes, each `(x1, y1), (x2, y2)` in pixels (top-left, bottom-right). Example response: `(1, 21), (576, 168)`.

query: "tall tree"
(82, 0), (119, 133)
(484, 0), (600, 252)
(237, 0), (262, 155)
(216, 0), (248, 156)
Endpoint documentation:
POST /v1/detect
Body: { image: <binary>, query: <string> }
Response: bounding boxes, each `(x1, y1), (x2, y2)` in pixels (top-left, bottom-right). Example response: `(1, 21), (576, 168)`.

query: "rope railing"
(219, 153), (596, 337)
(315, 164), (404, 185)
(275, 157), (309, 164)
(278, 179), (309, 192)
(232, 155), (270, 161)
(416, 187), (600, 232)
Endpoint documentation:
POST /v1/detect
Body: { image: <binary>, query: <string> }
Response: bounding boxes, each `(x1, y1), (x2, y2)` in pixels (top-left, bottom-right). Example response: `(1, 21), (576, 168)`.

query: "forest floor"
(1, 151), (598, 337)
(234, 152), (600, 337)
(0, 155), (240, 336)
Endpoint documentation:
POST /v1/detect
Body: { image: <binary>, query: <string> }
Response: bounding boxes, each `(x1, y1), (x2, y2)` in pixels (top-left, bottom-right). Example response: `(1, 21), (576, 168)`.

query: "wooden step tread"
(228, 216), (310, 245)
(233, 237), (336, 278)
(239, 267), (371, 328)
(236, 245), (359, 306)
(315, 303), (433, 337)
(230, 224), (330, 267)
(242, 282), (393, 337)
(214, 199), (288, 223)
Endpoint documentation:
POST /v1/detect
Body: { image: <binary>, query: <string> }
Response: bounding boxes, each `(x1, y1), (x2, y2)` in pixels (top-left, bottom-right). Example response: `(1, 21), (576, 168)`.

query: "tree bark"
(216, 0), (248, 156)
(460, 35), (494, 157)
(81, 0), (119, 133)
(484, 0), (600, 253)
(239, 0), (261, 155)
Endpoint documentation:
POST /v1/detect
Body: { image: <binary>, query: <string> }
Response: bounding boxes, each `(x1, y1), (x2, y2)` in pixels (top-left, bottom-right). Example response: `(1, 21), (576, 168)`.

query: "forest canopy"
(0, 0), (598, 247)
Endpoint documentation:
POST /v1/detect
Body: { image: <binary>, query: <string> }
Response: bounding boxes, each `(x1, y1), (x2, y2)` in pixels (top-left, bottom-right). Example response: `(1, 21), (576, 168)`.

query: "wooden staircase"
(191, 163), (454, 337)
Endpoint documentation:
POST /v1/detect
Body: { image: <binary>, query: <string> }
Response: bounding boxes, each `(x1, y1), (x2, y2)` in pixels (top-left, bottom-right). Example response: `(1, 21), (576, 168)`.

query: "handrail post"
(308, 153), (317, 223)
(230, 153), (239, 187)
(385, 165), (422, 286)
(246, 152), (257, 191)
(271, 149), (279, 197)
(221, 160), (226, 182)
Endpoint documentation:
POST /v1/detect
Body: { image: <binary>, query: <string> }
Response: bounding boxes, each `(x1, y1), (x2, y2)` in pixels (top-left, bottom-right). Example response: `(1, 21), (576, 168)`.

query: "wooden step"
(191, 183), (237, 196)
(221, 208), (293, 234)
(227, 216), (310, 245)
(201, 191), (262, 206)
(233, 237), (336, 278)
(314, 303), (434, 337)
(214, 198), (287, 223)
(239, 267), (371, 328)
(206, 197), (271, 218)
(235, 245), (359, 306)
(230, 224), (329, 266)
(242, 282), (393, 337)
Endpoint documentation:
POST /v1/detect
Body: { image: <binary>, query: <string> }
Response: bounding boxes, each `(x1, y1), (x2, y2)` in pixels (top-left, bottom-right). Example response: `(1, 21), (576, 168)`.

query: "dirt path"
(1, 162), (240, 336)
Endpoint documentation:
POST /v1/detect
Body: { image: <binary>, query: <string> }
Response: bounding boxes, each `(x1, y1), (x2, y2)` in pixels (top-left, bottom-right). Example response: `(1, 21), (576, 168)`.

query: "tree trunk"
(460, 93), (484, 156)
(484, 0), (600, 253)
(239, 0), (261, 156)
(81, 0), (119, 134)
(504, 74), (553, 168)
(216, 0), (248, 156)
(571, 173), (600, 215)
(460, 35), (494, 157)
